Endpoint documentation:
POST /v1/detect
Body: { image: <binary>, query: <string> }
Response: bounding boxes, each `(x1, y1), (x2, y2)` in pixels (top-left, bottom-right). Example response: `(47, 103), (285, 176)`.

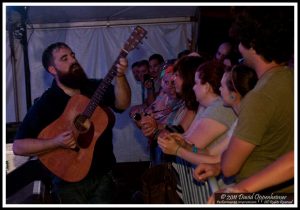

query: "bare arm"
(207, 150), (294, 204)
(193, 163), (221, 182)
(158, 133), (220, 165)
(13, 130), (76, 156)
(221, 136), (256, 177)
(186, 118), (228, 149)
(158, 117), (229, 165)
(178, 147), (220, 165)
(114, 58), (131, 110)
(178, 109), (196, 132)
(231, 150), (294, 192)
(206, 136), (231, 156)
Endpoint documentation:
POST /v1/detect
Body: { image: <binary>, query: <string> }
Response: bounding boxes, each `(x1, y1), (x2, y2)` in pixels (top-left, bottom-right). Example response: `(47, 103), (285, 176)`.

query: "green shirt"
(234, 66), (294, 192)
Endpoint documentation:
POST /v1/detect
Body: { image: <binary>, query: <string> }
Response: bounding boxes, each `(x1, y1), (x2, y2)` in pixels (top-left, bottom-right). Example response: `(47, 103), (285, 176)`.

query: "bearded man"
(11, 42), (131, 203)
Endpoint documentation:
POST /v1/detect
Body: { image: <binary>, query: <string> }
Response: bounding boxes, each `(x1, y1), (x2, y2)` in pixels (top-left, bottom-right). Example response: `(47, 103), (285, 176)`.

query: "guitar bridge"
(73, 114), (95, 148)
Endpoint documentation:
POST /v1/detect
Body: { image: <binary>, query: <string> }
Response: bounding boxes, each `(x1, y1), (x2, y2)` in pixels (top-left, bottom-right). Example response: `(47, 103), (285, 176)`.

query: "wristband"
(192, 144), (198, 153)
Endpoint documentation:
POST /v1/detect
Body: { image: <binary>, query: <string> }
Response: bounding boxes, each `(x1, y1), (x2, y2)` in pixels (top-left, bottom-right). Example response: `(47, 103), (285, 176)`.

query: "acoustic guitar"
(38, 26), (147, 182)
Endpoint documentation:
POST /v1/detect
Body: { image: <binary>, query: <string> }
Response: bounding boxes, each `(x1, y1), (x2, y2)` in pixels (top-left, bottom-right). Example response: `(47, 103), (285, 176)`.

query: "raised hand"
(140, 113), (157, 137)
(193, 163), (221, 182)
(116, 57), (128, 76)
(158, 133), (181, 155)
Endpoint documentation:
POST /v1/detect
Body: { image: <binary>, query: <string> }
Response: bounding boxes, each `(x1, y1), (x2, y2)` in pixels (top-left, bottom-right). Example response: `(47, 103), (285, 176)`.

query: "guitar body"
(38, 94), (108, 182)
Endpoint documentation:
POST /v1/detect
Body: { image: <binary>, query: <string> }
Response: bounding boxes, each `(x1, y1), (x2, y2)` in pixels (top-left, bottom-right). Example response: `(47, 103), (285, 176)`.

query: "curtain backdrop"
(5, 22), (192, 162)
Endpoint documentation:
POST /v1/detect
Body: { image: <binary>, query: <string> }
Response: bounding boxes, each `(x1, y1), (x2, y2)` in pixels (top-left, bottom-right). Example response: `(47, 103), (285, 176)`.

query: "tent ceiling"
(8, 6), (199, 25)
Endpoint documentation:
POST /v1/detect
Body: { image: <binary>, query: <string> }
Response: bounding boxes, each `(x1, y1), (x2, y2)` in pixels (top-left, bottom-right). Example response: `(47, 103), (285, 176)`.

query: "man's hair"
(149, 53), (164, 64)
(42, 42), (70, 72)
(230, 6), (294, 63)
(177, 49), (191, 59)
(131, 61), (140, 69)
(138, 59), (150, 67)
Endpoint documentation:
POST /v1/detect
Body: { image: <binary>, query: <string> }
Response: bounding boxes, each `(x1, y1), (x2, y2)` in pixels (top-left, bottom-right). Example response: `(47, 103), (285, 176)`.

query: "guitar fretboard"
(82, 50), (128, 118)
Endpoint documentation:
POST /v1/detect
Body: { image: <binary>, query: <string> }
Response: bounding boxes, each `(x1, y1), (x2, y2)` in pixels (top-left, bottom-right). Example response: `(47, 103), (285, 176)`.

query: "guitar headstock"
(123, 26), (147, 53)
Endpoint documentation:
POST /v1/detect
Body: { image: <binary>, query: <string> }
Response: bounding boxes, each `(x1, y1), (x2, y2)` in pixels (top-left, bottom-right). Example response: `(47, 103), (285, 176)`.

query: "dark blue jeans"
(51, 171), (116, 204)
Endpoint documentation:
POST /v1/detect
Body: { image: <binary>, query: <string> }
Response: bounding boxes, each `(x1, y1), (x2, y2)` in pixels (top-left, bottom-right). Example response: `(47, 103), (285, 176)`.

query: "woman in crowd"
(138, 56), (205, 165)
(158, 60), (237, 203)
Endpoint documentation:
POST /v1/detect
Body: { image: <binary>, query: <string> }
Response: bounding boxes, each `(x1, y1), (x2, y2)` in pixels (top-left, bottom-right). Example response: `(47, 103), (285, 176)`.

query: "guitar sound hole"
(74, 114), (90, 133)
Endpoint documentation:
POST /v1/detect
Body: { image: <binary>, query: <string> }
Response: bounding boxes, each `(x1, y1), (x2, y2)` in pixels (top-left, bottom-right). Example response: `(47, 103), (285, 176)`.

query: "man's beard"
(57, 63), (88, 89)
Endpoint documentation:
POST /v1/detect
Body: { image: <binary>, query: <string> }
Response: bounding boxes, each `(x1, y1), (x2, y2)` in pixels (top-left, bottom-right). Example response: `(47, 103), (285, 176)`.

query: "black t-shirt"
(15, 79), (121, 180)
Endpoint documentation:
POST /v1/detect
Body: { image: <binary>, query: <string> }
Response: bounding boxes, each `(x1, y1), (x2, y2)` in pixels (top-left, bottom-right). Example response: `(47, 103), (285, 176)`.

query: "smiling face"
(161, 72), (176, 97)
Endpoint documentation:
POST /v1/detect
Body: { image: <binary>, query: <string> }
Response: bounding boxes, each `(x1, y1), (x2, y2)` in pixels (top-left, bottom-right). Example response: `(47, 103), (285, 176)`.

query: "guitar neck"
(81, 26), (147, 118)
(83, 50), (128, 118)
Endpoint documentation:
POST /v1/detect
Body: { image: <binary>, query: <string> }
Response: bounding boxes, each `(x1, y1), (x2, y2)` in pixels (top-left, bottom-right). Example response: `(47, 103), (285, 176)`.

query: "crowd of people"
(8, 6), (294, 204)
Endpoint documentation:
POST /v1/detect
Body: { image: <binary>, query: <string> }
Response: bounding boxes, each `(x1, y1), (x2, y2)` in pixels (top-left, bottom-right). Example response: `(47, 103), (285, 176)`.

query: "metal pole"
(20, 19), (32, 110)
(8, 9), (20, 122)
